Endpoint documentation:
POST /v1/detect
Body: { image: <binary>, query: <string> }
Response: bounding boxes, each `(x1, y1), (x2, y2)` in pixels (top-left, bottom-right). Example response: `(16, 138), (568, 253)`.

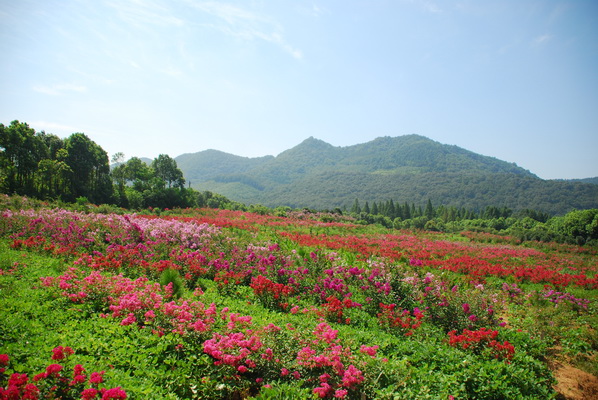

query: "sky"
(1, 0), (597, 180)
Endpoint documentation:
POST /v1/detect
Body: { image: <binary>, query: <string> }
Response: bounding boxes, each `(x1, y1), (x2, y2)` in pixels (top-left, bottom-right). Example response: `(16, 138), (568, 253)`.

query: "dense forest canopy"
(175, 136), (598, 215)
(0, 120), (193, 209)
(0, 120), (111, 204)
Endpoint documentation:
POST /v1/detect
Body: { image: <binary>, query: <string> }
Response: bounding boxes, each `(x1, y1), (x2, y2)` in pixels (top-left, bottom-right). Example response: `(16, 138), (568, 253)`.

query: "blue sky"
(1, 0), (596, 179)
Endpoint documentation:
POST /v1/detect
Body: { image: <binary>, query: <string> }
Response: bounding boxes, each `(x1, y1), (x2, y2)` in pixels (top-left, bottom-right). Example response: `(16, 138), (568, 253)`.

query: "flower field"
(1, 198), (597, 399)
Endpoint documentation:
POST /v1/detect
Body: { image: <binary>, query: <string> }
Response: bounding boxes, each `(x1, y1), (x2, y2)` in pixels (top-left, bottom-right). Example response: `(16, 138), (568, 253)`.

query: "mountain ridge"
(172, 135), (598, 214)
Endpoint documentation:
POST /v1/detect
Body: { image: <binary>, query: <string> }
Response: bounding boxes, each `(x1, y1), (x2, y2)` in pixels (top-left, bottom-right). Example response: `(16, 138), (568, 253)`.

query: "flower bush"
(1, 199), (594, 399)
(0, 349), (126, 399)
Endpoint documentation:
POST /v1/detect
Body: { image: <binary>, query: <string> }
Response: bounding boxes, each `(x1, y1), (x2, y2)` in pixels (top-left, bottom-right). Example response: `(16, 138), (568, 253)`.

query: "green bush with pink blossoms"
(1, 198), (596, 399)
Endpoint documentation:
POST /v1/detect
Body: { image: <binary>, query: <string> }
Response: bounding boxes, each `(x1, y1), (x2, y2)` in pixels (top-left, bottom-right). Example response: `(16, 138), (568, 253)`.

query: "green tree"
(64, 133), (112, 203)
(425, 198), (435, 220)
(151, 154), (185, 189)
(0, 120), (48, 195)
(351, 198), (361, 214)
(123, 157), (153, 191)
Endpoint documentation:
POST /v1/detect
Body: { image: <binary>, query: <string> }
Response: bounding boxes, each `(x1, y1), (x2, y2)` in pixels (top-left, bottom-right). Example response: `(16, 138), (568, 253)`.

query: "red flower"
(51, 346), (74, 361)
(101, 387), (127, 399)
(90, 371), (105, 384)
(81, 388), (99, 400)
(45, 364), (63, 377)
(0, 354), (9, 366)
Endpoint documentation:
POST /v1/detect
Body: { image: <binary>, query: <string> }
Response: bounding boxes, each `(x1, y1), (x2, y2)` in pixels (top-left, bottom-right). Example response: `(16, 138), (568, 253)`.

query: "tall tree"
(151, 154), (185, 189)
(122, 157), (153, 191)
(351, 198), (361, 214)
(0, 120), (48, 195)
(425, 199), (435, 220)
(64, 133), (112, 203)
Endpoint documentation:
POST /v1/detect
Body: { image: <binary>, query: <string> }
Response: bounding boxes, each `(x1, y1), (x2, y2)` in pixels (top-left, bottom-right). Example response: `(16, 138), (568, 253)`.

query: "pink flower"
(313, 382), (332, 398)
(90, 371), (105, 384)
(120, 313), (137, 326)
(22, 383), (40, 400)
(0, 354), (9, 365)
(341, 365), (364, 388)
(101, 387), (127, 399)
(359, 345), (378, 357)
(33, 372), (47, 381)
(45, 363), (63, 377)
(73, 364), (86, 376)
(8, 372), (29, 387)
(73, 376), (88, 385)
(51, 346), (74, 360)
(81, 388), (99, 400)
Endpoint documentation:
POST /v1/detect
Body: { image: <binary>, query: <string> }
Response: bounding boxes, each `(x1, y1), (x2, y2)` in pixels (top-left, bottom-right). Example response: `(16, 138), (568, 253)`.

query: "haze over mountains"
(173, 135), (598, 214)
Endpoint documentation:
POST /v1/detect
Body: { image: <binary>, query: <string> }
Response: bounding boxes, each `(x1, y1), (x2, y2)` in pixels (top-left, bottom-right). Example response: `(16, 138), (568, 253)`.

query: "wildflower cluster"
(1, 201), (586, 399)
(297, 323), (366, 398)
(250, 275), (295, 310)
(321, 296), (361, 324)
(447, 328), (515, 360)
(0, 348), (126, 399)
(377, 303), (424, 336)
(542, 289), (590, 310)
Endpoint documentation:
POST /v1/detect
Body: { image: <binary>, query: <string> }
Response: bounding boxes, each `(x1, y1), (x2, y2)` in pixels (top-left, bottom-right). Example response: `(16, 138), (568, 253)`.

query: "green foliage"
(249, 383), (312, 399)
(179, 135), (598, 214)
(0, 121), (112, 204)
(159, 268), (185, 299)
(151, 154), (185, 189)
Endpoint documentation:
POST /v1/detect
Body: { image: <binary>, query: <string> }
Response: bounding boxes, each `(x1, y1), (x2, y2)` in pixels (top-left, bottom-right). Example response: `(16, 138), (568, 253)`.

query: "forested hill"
(554, 177), (598, 185)
(176, 135), (598, 214)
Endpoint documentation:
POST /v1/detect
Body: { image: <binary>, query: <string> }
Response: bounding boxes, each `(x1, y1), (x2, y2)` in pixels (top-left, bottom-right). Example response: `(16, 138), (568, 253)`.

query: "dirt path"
(552, 361), (598, 400)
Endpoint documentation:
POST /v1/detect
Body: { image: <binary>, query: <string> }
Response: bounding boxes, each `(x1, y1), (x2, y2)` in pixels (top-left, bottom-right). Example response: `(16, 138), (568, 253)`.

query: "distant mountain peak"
(174, 134), (598, 213)
(297, 136), (334, 148)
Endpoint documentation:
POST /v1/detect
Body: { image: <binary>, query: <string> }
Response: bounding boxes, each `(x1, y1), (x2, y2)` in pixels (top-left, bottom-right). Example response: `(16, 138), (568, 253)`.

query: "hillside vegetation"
(178, 135), (598, 214)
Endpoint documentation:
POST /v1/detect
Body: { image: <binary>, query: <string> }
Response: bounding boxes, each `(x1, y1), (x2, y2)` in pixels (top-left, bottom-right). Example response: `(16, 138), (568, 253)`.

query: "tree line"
(2, 120), (596, 246)
(0, 120), (112, 203)
(0, 120), (243, 210)
(343, 197), (597, 246)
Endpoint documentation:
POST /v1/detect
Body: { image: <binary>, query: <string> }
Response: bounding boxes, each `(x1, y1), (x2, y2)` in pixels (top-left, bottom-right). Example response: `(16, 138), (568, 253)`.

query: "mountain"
(176, 150), (273, 188)
(553, 177), (598, 185)
(175, 135), (598, 214)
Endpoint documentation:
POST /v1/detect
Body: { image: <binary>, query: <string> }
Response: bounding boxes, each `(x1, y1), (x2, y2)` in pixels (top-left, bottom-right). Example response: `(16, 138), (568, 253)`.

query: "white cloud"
(160, 65), (183, 77)
(311, 4), (325, 18)
(32, 83), (87, 96)
(423, 1), (442, 14)
(106, 0), (184, 28)
(185, 0), (303, 59)
(533, 34), (552, 45)
(404, 0), (442, 14)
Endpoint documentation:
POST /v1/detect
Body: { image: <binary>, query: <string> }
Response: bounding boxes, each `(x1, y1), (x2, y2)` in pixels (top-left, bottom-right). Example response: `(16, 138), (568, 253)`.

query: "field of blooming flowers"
(1, 196), (597, 399)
